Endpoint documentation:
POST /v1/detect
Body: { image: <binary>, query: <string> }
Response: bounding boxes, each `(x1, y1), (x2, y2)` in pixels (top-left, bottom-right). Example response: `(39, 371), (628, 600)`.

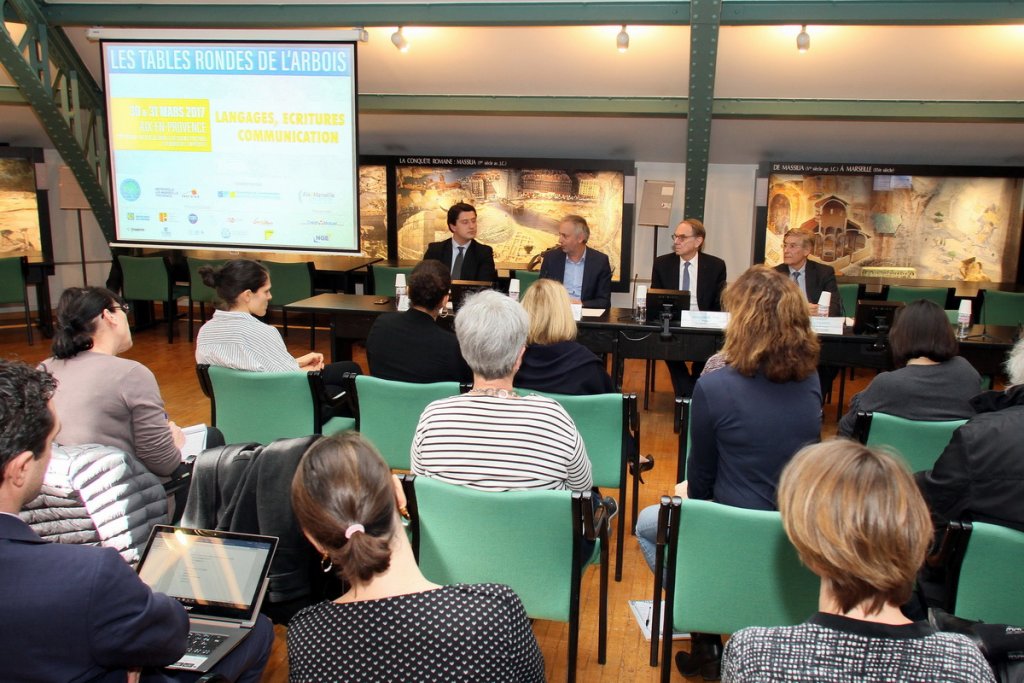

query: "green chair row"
(0, 256), (33, 344)
(118, 255), (189, 343)
(851, 411), (965, 473)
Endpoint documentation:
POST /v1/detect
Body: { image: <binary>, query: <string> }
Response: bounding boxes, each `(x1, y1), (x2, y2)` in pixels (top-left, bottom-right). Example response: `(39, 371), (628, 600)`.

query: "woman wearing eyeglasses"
(41, 286), (185, 477)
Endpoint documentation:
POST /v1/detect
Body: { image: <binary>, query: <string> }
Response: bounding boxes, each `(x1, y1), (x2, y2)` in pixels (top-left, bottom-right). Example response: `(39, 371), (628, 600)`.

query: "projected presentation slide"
(103, 41), (359, 252)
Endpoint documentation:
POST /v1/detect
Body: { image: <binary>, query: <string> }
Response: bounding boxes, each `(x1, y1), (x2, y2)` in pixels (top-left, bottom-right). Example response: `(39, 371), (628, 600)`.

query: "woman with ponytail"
(41, 287), (184, 476)
(288, 433), (543, 682)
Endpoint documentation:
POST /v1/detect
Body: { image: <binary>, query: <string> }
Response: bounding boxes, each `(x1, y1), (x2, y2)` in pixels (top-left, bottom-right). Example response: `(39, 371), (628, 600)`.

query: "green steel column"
(0, 0), (114, 241)
(684, 0), (721, 221)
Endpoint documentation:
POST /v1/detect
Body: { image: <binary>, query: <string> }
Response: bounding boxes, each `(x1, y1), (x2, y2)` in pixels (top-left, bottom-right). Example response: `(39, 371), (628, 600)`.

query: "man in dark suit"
(0, 359), (272, 683)
(367, 260), (472, 383)
(539, 215), (612, 309)
(422, 202), (497, 282)
(775, 227), (843, 398)
(774, 228), (843, 317)
(651, 218), (728, 397)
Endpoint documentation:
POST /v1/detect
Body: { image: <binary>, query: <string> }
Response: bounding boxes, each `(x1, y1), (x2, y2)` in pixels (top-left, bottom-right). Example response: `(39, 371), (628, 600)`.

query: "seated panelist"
(539, 215), (612, 309)
(366, 260), (472, 384)
(422, 201), (497, 282)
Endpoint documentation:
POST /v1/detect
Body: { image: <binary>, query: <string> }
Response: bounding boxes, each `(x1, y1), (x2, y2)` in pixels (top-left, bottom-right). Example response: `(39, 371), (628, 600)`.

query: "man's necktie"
(452, 246), (465, 279)
(682, 261), (691, 292)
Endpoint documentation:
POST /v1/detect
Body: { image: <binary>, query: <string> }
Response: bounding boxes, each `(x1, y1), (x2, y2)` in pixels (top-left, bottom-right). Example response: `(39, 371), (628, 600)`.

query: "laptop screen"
(137, 526), (277, 621)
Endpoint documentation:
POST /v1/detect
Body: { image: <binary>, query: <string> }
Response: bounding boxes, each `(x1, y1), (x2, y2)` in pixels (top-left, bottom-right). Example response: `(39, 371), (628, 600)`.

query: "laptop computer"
(136, 525), (278, 673)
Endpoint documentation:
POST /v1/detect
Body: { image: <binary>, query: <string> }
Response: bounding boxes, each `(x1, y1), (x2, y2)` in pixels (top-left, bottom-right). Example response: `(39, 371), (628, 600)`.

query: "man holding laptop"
(0, 359), (273, 682)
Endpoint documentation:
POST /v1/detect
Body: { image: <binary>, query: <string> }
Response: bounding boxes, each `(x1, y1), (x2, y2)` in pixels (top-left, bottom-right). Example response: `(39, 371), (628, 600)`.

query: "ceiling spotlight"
(616, 25), (630, 53)
(391, 27), (409, 52)
(796, 25), (810, 53)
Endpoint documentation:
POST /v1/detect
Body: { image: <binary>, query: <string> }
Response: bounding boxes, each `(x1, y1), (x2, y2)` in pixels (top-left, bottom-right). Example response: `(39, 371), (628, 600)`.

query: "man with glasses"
(651, 218), (728, 397)
(774, 228), (842, 317)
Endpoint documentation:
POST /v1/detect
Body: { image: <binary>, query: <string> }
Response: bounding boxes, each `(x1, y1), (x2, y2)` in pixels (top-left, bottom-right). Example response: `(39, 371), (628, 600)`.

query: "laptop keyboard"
(186, 631), (228, 656)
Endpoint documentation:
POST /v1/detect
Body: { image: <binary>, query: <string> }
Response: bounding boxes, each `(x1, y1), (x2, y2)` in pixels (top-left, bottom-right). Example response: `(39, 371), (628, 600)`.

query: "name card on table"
(678, 311), (730, 330)
(810, 317), (846, 336)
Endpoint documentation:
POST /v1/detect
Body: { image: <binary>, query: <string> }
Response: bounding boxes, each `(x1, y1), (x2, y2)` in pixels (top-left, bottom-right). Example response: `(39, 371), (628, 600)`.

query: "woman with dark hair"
(635, 265), (823, 679)
(41, 287), (183, 476)
(195, 259), (325, 372)
(287, 433), (544, 682)
(837, 299), (981, 437)
(722, 440), (994, 682)
(195, 259), (360, 406)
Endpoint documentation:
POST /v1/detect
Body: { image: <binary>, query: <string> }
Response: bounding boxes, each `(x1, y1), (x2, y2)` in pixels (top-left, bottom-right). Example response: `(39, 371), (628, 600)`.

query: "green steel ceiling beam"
(357, 94), (1024, 122)
(0, 0), (113, 241)
(39, 0), (1024, 28)
(684, 0), (721, 223)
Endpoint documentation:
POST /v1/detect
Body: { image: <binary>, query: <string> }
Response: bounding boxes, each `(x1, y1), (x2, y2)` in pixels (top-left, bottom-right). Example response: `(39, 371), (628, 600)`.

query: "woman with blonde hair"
(288, 432), (544, 682)
(722, 440), (994, 682)
(514, 278), (613, 395)
(635, 265), (824, 679)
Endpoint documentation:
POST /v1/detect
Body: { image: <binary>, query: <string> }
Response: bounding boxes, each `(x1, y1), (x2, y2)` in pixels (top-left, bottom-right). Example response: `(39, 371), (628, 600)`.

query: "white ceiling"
(3, 22), (1024, 165)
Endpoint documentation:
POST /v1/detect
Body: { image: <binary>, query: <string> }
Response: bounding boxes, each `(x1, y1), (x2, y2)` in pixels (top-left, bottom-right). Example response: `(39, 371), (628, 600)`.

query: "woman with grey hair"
(917, 336), (1024, 533)
(410, 290), (594, 492)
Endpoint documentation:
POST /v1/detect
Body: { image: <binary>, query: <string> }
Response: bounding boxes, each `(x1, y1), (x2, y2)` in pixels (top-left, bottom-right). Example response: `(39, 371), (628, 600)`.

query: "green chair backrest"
(864, 412), (966, 473)
(187, 257), (224, 304)
(206, 366), (352, 444)
(512, 270), (542, 299)
(262, 260), (313, 306)
(838, 283), (858, 319)
(370, 265), (415, 297)
(355, 375), (461, 470)
(955, 521), (1024, 625)
(119, 255), (171, 301)
(0, 256), (26, 303)
(887, 285), (949, 308)
(413, 475), (576, 622)
(672, 499), (819, 634)
(529, 391), (624, 489)
(981, 290), (1024, 327)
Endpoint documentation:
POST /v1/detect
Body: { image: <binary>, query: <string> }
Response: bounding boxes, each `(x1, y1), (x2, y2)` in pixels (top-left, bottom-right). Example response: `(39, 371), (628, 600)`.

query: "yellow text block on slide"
(111, 98), (212, 152)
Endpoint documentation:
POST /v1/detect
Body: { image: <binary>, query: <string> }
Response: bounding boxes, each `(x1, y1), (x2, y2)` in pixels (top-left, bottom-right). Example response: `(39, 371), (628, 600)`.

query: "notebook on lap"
(136, 525), (278, 673)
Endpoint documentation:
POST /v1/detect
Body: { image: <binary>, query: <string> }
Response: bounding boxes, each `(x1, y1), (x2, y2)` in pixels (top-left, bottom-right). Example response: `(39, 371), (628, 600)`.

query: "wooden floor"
(0, 316), (861, 682)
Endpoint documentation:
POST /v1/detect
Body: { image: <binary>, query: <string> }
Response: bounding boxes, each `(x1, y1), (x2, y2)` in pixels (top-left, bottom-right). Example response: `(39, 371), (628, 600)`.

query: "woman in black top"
(287, 433), (544, 682)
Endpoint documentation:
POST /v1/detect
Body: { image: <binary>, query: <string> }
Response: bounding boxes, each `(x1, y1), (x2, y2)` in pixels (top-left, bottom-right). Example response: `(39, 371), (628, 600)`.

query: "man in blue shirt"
(539, 215), (612, 309)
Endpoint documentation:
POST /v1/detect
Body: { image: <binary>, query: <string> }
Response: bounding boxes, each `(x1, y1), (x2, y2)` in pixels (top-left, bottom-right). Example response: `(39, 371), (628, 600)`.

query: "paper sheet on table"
(180, 423), (208, 460)
(628, 600), (690, 641)
(582, 308), (606, 318)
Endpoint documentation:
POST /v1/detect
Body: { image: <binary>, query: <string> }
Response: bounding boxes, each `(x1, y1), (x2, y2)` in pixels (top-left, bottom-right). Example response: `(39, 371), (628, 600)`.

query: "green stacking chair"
(401, 474), (608, 683)
(527, 391), (638, 581)
(674, 396), (693, 482)
(118, 255), (188, 343)
(981, 290), (1024, 327)
(368, 265), (415, 297)
(852, 411), (966, 473)
(346, 374), (462, 470)
(0, 256), (33, 344)
(510, 269), (542, 298)
(837, 282), (859, 319)
(186, 257), (224, 342)
(953, 521), (1024, 625)
(262, 260), (316, 348)
(886, 285), (951, 309)
(651, 498), (819, 679)
(196, 364), (354, 444)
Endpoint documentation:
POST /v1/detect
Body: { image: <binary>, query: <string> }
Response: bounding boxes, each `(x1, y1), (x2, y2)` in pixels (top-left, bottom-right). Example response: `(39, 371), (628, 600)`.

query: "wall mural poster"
(0, 158), (42, 259)
(765, 169), (1023, 282)
(394, 161), (625, 281)
(358, 165), (388, 259)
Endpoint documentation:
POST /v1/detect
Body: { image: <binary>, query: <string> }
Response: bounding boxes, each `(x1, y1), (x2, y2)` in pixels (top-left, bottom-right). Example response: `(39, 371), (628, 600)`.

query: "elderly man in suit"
(774, 228), (842, 317)
(0, 359), (272, 683)
(651, 217), (728, 397)
(423, 202), (497, 283)
(539, 215), (612, 309)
